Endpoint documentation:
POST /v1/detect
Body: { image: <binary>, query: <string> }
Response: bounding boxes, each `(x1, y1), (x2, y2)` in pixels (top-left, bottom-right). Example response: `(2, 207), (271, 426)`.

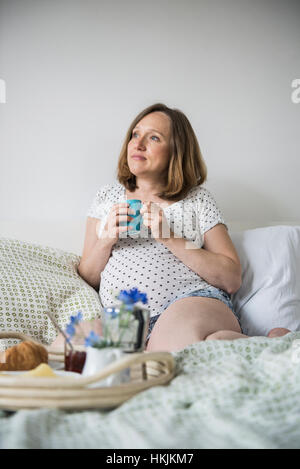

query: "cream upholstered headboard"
(1, 219), (300, 256)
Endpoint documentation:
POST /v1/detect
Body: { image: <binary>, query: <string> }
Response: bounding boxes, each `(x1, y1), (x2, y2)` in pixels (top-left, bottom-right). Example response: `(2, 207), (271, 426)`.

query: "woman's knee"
(205, 330), (226, 341)
(205, 329), (247, 341)
(146, 308), (206, 351)
(146, 297), (239, 351)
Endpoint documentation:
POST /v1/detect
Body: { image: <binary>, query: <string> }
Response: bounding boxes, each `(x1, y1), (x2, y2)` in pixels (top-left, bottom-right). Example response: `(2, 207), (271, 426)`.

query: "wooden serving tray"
(0, 332), (176, 411)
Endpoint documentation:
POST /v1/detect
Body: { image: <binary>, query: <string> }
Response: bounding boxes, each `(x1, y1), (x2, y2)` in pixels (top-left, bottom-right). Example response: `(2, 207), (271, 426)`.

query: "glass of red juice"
(64, 342), (86, 374)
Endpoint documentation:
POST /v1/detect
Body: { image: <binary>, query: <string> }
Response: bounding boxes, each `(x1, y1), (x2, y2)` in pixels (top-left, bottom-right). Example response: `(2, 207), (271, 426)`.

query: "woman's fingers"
(98, 203), (136, 245)
(140, 201), (152, 215)
(141, 202), (160, 238)
(112, 204), (135, 223)
(117, 214), (134, 223)
(112, 203), (134, 214)
(140, 202), (171, 240)
(108, 204), (133, 226)
(99, 202), (145, 244)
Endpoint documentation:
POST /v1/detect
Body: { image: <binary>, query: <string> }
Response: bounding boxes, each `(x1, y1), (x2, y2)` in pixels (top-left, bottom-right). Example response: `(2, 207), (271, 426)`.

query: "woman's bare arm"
(77, 217), (114, 290)
(78, 203), (134, 289)
(50, 218), (111, 349)
(161, 224), (242, 295)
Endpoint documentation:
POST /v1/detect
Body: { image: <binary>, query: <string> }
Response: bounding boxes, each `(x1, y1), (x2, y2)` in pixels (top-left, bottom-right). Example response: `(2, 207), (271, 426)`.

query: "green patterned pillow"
(0, 237), (102, 350)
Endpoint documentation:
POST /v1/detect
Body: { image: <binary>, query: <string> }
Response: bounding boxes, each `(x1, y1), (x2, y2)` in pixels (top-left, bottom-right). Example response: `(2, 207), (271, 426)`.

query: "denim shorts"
(146, 285), (241, 342)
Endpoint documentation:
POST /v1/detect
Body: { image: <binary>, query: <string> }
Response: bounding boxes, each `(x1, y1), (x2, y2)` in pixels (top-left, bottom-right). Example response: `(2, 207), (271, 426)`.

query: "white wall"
(0, 0), (299, 254)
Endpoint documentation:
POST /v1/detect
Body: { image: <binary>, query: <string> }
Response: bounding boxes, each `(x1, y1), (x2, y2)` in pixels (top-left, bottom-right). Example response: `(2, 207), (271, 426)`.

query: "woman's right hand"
(97, 203), (134, 246)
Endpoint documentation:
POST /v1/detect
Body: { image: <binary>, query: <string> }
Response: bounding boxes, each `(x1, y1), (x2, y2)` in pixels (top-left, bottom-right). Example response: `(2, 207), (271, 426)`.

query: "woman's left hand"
(140, 201), (173, 242)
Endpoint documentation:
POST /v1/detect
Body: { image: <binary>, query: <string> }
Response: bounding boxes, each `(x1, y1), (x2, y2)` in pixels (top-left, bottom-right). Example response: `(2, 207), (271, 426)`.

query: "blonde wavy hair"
(117, 103), (207, 201)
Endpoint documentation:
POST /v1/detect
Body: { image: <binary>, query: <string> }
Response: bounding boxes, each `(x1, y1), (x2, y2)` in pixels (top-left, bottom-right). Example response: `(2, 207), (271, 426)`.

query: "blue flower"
(66, 323), (76, 339)
(65, 311), (83, 339)
(84, 331), (102, 348)
(69, 311), (83, 325)
(117, 288), (148, 306)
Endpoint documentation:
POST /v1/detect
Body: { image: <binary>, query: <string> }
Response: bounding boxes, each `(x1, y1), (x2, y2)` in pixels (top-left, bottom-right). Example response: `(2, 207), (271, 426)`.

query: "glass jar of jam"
(64, 343), (86, 374)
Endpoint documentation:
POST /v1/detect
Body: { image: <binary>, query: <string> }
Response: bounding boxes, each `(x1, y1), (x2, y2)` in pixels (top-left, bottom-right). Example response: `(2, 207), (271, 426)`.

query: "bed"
(1, 224), (300, 449)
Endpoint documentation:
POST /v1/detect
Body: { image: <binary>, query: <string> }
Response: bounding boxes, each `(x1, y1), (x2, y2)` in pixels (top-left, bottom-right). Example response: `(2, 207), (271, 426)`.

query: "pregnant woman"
(75, 102), (250, 352)
(51, 103), (289, 352)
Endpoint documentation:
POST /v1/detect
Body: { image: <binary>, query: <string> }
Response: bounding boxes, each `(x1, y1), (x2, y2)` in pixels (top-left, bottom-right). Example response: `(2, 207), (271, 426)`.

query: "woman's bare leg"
(205, 330), (248, 340)
(146, 296), (244, 352)
(267, 328), (291, 338)
(206, 327), (292, 341)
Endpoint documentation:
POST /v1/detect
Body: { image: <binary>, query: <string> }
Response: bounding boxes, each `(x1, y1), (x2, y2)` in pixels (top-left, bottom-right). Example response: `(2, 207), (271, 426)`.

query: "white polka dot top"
(87, 182), (227, 318)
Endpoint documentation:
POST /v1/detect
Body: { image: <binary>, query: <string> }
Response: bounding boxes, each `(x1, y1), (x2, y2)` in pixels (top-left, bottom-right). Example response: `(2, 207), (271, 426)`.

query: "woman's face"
(127, 111), (172, 180)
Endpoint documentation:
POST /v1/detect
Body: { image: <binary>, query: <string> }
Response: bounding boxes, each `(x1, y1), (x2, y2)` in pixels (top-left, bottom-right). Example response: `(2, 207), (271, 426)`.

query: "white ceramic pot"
(81, 347), (130, 388)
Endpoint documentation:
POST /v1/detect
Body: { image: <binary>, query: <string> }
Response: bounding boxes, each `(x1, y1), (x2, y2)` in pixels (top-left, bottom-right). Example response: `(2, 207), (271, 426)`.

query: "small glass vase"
(102, 305), (150, 352)
(81, 346), (130, 387)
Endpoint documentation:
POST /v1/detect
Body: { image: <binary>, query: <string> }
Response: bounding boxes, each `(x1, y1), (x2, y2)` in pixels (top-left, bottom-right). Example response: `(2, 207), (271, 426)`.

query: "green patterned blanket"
(1, 332), (300, 449)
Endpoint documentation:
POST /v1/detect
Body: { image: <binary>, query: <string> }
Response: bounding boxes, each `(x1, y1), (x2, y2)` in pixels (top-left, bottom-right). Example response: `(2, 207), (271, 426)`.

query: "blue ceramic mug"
(123, 199), (142, 235)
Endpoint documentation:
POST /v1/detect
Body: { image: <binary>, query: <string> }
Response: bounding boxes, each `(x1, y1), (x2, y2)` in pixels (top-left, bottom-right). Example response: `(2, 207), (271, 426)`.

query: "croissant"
(0, 340), (48, 371)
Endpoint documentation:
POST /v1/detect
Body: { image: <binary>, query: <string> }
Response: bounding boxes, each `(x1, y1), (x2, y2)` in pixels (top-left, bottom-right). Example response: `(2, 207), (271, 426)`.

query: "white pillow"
(231, 226), (300, 336)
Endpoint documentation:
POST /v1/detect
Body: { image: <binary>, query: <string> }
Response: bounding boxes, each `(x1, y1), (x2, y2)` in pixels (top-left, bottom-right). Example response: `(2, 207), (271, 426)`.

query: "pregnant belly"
(99, 253), (207, 317)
